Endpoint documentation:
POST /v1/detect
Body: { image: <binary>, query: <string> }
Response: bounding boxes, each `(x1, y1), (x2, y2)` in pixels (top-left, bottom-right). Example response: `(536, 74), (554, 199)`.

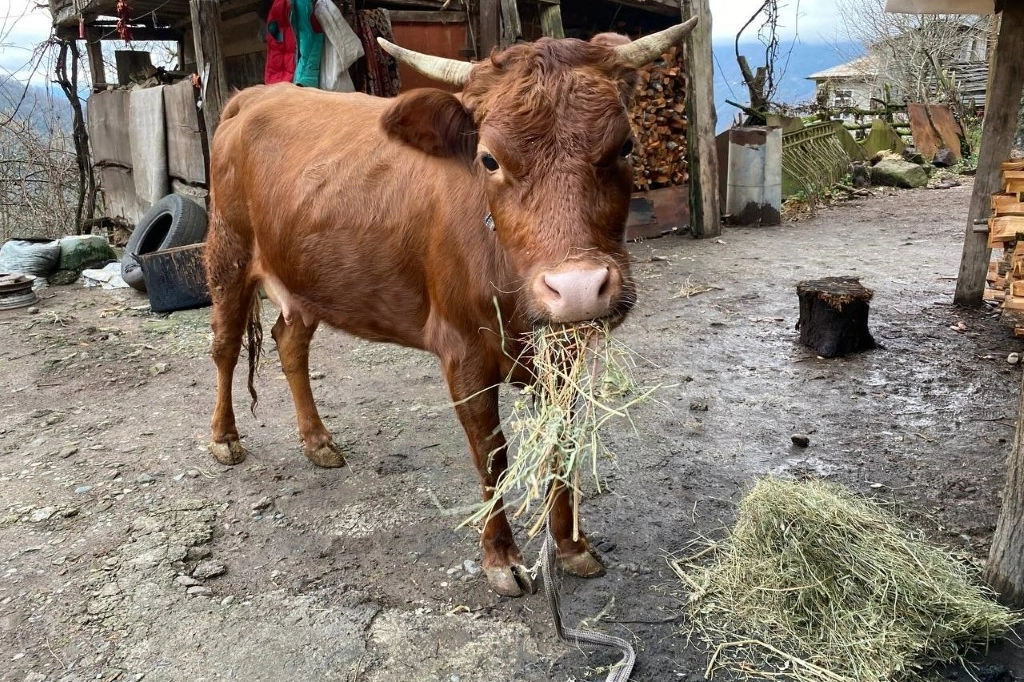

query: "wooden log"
(987, 366), (1024, 607)
(189, 0), (229, 136)
(954, 2), (1024, 305)
(796, 277), (877, 358)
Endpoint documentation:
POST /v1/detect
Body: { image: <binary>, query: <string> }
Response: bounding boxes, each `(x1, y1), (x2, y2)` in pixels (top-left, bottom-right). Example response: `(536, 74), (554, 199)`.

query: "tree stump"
(796, 277), (877, 358)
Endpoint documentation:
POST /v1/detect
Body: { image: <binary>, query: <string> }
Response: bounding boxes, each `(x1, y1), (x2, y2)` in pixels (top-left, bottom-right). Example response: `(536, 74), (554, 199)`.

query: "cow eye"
(480, 153), (500, 172)
(620, 138), (635, 159)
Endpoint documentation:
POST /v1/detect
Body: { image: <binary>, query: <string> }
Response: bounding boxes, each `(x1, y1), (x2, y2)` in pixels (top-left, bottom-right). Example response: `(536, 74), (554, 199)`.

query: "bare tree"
(835, 0), (990, 105)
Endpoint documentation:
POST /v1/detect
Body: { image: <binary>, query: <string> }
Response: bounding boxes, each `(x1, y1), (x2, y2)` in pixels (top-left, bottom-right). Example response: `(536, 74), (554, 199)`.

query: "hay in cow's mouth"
(671, 478), (1020, 682)
(463, 321), (658, 539)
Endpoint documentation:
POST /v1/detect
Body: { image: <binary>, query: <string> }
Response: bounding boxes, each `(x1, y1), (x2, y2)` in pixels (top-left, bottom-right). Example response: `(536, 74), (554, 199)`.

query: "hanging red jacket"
(264, 0), (296, 84)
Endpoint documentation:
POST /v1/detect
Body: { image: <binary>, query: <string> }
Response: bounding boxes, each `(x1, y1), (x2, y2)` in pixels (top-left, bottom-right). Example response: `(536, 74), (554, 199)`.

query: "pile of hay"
(464, 322), (655, 537)
(674, 478), (1019, 682)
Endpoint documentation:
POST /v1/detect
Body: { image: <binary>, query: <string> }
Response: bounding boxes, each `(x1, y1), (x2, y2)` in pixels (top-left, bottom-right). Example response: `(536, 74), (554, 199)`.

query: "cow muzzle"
(533, 261), (624, 323)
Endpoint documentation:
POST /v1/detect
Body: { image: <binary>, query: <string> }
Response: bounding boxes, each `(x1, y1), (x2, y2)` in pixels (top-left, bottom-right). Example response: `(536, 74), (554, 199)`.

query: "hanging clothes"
(316, 0), (363, 92)
(264, 0), (296, 84)
(351, 9), (401, 97)
(291, 0), (325, 88)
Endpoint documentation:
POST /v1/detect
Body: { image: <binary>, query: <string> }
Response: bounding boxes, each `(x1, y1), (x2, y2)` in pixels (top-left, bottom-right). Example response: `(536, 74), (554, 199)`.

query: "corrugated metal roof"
(807, 55), (879, 81)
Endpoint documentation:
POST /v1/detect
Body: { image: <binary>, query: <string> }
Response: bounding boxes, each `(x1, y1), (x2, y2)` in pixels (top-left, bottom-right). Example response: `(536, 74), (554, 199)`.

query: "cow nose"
(534, 265), (618, 322)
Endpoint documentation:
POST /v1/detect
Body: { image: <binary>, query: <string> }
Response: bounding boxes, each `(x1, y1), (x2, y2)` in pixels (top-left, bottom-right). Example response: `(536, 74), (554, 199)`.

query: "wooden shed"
(45, 0), (718, 237)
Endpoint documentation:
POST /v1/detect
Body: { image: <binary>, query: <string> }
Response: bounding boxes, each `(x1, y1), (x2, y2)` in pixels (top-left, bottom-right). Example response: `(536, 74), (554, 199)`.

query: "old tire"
(122, 194), (208, 292)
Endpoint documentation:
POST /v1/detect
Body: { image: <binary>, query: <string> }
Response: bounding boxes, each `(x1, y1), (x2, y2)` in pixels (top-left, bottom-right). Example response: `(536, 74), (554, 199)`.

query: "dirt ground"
(2, 179), (1023, 682)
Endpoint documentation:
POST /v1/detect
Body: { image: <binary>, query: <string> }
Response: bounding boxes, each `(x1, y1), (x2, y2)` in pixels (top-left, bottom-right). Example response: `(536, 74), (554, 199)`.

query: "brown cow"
(205, 19), (697, 597)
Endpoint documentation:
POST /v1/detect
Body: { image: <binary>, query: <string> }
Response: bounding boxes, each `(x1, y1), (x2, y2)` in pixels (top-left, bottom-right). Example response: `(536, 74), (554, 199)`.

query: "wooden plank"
(606, 0), (681, 16)
(479, 0), (500, 56)
(539, 4), (565, 38)
(164, 79), (207, 186)
(115, 50), (154, 86)
(907, 103), (942, 160)
(993, 193), (1024, 215)
(189, 0), (229, 136)
(1005, 178), (1024, 195)
(389, 11), (469, 23)
(926, 104), (964, 160)
(96, 165), (146, 225)
(499, 0), (522, 47)
(87, 90), (132, 166)
(955, 2), (1024, 305)
(988, 215), (1024, 247)
(681, 0), (721, 238)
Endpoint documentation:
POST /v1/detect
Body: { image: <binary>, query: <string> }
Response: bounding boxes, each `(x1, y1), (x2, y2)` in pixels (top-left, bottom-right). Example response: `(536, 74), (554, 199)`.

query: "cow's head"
(378, 20), (697, 325)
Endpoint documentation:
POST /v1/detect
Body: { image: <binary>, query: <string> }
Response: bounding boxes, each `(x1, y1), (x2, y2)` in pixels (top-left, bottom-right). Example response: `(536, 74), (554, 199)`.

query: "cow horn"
(612, 17), (699, 67)
(377, 37), (474, 86)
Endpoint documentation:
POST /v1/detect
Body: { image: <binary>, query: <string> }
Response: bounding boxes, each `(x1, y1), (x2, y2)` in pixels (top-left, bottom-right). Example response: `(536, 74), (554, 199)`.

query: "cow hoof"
(485, 564), (537, 597)
(559, 549), (606, 578)
(305, 442), (346, 468)
(209, 440), (247, 465)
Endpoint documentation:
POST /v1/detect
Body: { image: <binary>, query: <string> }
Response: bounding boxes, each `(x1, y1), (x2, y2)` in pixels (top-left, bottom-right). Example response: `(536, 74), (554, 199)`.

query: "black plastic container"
(138, 243), (211, 313)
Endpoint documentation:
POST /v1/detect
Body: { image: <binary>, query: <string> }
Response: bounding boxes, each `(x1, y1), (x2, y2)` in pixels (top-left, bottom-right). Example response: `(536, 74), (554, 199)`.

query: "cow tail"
(245, 293), (264, 416)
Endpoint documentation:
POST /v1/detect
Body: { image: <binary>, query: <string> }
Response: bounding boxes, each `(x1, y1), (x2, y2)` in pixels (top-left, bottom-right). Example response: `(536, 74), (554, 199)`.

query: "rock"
(251, 496), (273, 512)
(309, 370), (325, 380)
(136, 473), (156, 484)
(186, 586), (213, 597)
(463, 559), (482, 576)
(1008, 352), (1020, 365)
(689, 399), (709, 412)
(74, 485), (93, 495)
(186, 546), (212, 561)
(791, 434), (810, 448)
(26, 306), (39, 314)
(98, 582), (120, 597)
(24, 673), (45, 682)
(869, 159), (928, 189)
(149, 363), (168, 376)
(175, 575), (202, 587)
(220, 595), (235, 607)
(59, 445), (79, 459)
(850, 162), (870, 188)
(192, 560), (227, 580)
(28, 506), (57, 523)
(901, 148), (925, 165)
(932, 147), (957, 167)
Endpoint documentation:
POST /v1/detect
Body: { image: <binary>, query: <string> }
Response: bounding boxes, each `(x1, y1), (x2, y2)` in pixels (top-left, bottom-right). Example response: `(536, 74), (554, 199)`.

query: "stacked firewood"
(984, 160), (1024, 334)
(630, 46), (689, 192)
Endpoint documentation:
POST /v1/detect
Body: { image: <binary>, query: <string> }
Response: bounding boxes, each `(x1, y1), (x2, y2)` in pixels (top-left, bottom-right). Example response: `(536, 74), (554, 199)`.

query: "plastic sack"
(317, 0), (363, 92)
(0, 239), (61, 278)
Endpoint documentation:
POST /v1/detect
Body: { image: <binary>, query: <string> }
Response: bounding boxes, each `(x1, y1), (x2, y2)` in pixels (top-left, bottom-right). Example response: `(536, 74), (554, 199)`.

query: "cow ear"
(380, 89), (476, 160)
(589, 32), (631, 48)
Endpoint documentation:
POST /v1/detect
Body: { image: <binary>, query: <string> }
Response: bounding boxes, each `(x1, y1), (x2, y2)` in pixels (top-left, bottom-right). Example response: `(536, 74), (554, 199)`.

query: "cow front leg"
(549, 479), (606, 578)
(271, 314), (345, 468)
(445, 359), (534, 597)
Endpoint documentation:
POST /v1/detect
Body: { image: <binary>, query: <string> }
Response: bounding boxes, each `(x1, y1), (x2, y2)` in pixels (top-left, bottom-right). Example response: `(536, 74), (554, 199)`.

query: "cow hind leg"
(549, 480), (605, 578)
(271, 314), (345, 468)
(207, 223), (257, 465)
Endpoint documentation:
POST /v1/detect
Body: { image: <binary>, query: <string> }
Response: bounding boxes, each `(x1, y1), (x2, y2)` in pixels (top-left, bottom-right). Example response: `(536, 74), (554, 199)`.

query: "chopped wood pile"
(630, 46), (688, 192)
(984, 160), (1024, 335)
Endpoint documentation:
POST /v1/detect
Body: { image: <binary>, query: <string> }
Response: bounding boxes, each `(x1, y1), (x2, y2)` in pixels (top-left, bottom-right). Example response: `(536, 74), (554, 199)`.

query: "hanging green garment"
(291, 0), (324, 87)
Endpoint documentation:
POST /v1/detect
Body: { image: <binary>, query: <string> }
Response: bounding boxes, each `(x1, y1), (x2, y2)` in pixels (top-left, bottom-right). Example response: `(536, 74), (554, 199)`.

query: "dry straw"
(463, 321), (657, 538)
(673, 478), (1019, 682)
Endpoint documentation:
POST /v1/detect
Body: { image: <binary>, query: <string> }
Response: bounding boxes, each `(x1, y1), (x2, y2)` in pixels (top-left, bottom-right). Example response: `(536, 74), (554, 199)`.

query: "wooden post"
(478, 0), (501, 57)
(681, 0), (721, 238)
(986, 367), (1024, 607)
(539, 2), (564, 39)
(189, 0), (228, 137)
(84, 28), (106, 88)
(954, 4), (1024, 306)
(499, 0), (522, 47)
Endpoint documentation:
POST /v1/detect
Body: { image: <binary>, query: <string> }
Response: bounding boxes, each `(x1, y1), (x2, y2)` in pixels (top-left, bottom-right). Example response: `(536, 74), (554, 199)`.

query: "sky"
(0, 0), (849, 83)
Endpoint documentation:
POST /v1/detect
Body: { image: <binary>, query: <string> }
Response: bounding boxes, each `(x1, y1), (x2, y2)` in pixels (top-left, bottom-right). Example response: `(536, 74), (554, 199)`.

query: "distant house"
(807, 55), (883, 114)
(807, 18), (990, 116)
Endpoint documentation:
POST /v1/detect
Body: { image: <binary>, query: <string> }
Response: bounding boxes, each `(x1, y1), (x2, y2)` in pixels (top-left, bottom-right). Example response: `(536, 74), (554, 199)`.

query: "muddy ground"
(2, 180), (1023, 682)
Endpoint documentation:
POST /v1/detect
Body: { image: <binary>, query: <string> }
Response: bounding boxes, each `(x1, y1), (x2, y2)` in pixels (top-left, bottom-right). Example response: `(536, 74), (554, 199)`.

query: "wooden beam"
(681, 0), (721, 238)
(499, 0), (522, 47)
(986, 366), (1024, 607)
(479, 0), (500, 56)
(189, 0), (229, 137)
(539, 4), (565, 38)
(388, 11), (469, 23)
(84, 28), (106, 88)
(607, 0), (681, 17)
(954, 3), (1024, 305)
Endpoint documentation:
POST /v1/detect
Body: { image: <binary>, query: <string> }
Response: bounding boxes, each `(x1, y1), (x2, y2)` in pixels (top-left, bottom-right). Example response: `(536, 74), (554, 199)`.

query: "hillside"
(713, 40), (861, 131)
